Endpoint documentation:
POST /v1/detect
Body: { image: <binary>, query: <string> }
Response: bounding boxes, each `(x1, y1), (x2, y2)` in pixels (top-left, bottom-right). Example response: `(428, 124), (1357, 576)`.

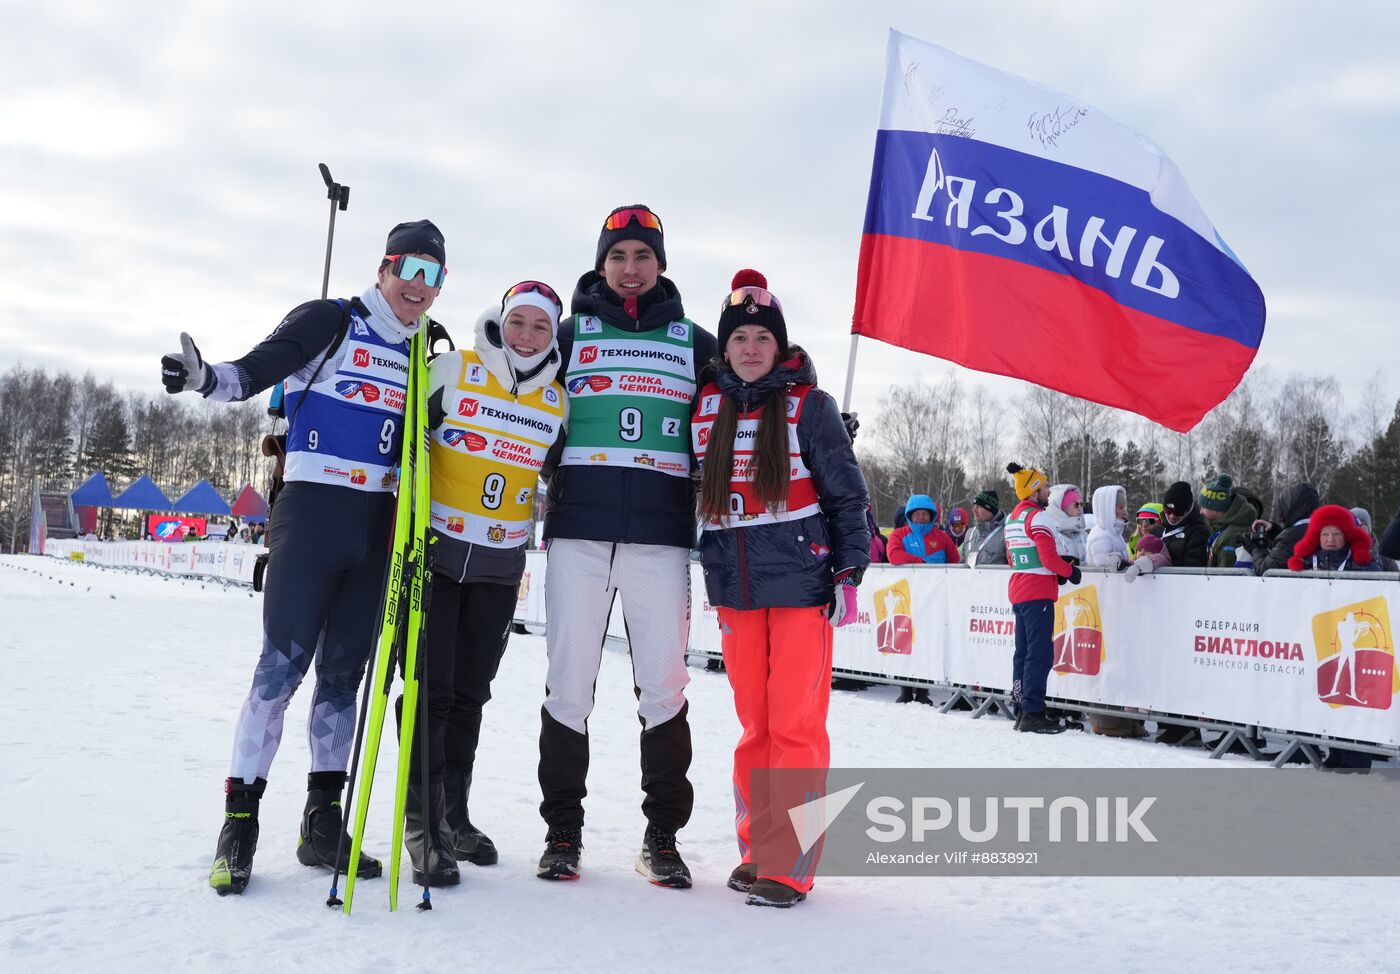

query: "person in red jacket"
(1003, 462), (1080, 734)
(887, 494), (961, 565)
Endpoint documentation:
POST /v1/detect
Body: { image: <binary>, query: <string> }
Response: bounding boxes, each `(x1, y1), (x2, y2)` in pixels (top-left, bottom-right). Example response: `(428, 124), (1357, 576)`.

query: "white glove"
(1123, 555), (1153, 583)
(161, 332), (210, 395)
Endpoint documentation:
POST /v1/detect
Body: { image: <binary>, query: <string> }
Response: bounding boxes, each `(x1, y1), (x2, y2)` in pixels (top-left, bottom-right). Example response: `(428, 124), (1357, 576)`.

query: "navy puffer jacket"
(696, 349), (870, 610)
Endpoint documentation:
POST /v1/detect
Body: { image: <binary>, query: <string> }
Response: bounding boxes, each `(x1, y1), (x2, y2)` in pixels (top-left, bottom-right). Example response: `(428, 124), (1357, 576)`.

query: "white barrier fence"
(517, 552), (1400, 749)
(45, 543), (1400, 748)
(45, 538), (261, 585)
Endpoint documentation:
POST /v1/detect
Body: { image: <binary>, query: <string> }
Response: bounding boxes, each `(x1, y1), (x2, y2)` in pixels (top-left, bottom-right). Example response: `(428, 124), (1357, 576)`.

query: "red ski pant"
(719, 605), (832, 893)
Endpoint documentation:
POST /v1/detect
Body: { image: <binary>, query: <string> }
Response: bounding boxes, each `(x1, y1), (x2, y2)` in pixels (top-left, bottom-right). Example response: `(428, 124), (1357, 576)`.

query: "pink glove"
(828, 580), (859, 628)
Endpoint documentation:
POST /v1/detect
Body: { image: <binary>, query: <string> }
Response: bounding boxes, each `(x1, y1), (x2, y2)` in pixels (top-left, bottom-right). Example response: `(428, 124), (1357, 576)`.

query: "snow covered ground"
(2, 554), (1396, 973)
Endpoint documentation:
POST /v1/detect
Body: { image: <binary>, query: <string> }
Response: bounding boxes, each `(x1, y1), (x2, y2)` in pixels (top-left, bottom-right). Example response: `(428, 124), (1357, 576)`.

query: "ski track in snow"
(2, 555), (1397, 973)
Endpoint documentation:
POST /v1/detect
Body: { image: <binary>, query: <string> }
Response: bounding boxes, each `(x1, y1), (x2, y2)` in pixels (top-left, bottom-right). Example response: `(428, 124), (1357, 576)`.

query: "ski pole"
(326, 532), (396, 908)
(318, 163), (350, 300)
(270, 164), (350, 419)
(413, 540), (438, 912)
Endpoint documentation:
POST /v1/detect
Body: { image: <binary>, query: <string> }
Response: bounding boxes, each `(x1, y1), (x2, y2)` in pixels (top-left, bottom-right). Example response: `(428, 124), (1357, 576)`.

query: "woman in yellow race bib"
(405, 281), (567, 886)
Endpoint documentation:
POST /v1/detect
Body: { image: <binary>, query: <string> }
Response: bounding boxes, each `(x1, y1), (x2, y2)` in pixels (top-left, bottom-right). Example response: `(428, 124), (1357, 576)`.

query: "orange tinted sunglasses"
(603, 206), (663, 232)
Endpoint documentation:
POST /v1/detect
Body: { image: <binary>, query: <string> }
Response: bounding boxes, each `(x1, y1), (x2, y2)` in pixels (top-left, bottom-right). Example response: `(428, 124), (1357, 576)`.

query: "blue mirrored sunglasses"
(385, 254), (446, 288)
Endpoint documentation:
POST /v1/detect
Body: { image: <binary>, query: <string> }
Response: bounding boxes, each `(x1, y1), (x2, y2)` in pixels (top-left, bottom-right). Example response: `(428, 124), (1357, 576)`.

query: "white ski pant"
(543, 539), (691, 734)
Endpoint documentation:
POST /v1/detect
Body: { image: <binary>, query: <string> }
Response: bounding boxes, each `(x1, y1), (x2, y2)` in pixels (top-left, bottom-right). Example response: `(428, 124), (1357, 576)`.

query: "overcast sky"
(3, 1), (1396, 428)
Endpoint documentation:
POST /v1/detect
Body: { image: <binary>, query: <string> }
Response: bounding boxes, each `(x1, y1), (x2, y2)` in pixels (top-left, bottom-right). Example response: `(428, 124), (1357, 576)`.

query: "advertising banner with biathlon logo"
(429, 554), (1400, 746)
(852, 30), (1266, 432)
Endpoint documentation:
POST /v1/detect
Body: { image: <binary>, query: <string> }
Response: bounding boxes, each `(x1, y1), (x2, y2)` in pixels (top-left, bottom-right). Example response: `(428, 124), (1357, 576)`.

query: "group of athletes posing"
(161, 206), (871, 909)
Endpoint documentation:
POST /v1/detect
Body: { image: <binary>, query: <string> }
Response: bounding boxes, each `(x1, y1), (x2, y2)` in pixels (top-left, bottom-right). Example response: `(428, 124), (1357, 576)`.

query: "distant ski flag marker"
(851, 30), (1266, 432)
(787, 781), (865, 855)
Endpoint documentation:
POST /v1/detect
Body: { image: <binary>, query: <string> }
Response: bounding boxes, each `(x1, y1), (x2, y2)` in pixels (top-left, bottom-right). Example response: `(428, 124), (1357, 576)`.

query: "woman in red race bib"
(691, 270), (870, 909)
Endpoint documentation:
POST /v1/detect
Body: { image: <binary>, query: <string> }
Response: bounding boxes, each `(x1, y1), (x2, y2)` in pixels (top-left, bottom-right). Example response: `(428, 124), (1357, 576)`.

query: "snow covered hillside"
(1, 555), (1394, 973)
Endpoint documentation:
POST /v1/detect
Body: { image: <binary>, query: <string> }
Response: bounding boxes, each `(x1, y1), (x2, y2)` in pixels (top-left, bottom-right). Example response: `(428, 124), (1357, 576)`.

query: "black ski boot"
(896, 686), (915, 703)
(405, 777), (461, 887)
(537, 827), (583, 880)
(1017, 710), (1068, 735)
(746, 878), (806, 908)
(210, 777), (265, 895)
(295, 771), (383, 878)
(728, 862), (757, 893)
(636, 824), (692, 889)
(444, 769), (498, 866)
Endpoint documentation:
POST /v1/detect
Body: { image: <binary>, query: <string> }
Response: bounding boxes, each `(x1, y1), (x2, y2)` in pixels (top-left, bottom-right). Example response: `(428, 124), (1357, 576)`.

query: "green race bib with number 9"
(558, 316), (697, 478)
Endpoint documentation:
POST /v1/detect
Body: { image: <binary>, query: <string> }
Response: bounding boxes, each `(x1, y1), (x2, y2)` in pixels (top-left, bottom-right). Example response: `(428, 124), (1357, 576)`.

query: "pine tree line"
(5, 362), (1396, 550)
(0, 365), (268, 551)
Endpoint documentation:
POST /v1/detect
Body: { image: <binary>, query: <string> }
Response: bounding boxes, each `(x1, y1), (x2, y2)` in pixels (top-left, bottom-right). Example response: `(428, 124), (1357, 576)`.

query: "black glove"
(161, 332), (210, 395)
(1066, 565), (1082, 585)
(841, 411), (859, 442)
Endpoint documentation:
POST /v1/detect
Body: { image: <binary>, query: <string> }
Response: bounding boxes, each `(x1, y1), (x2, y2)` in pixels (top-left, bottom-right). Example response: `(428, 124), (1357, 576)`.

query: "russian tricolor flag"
(853, 31), (1266, 433)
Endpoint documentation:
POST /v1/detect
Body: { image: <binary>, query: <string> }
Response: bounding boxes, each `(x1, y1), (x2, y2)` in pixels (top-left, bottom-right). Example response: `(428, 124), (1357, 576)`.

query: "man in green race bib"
(536, 205), (717, 887)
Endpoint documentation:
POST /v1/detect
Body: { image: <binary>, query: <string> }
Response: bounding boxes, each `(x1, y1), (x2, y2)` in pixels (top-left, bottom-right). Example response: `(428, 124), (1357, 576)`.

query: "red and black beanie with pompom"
(718, 268), (788, 354)
(1288, 504), (1373, 571)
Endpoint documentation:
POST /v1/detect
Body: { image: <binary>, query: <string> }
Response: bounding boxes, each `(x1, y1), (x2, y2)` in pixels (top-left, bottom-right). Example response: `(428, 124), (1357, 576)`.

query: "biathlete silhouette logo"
(567, 375), (612, 394)
(335, 379), (380, 403)
(441, 429), (487, 452)
(874, 579), (913, 655)
(1052, 586), (1104, 676)
(1312, 597), (1396, 710)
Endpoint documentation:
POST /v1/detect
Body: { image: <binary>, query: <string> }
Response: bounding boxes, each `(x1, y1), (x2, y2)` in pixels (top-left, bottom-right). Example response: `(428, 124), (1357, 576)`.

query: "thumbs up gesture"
(161, 333), (210, 395)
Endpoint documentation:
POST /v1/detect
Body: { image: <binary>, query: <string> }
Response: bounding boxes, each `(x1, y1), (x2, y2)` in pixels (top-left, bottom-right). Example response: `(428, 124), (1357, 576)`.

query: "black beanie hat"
(1163, 481), (1195, 516)
(595, 204), (666, 273)
(718, 269), (789, 355)
(385, 219), (446, 265)
(973, 489), (1001, 515)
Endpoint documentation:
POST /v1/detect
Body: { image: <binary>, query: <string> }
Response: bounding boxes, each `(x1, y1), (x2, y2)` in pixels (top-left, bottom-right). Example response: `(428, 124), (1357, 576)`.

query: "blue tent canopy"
(111, 476), (173, 511)
(71, 471), (116, 507)
(171, 480), (232, 516)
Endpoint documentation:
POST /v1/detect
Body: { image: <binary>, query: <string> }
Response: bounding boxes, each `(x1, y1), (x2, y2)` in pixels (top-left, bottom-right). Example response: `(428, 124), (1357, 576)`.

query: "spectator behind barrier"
(1351, 507), (1398, 571)
(1381, 505), (1400, 562)
(1085, 485), (1131, 570)
(946, 507), (969, 548)
(1242, 482), (1320, 575)
(1124, 533), (1170, 581)
(1287, 505), (1378, 573)
(887, 494), (961, 565)
(963, 490), (1007, 567)
(866, 505), (888, 564)
(1128, 502), (1164, 558)
(1040, 484), (1087, 565)
(1161, 481), (1209, 567)
(1199, 474), (1264, 568)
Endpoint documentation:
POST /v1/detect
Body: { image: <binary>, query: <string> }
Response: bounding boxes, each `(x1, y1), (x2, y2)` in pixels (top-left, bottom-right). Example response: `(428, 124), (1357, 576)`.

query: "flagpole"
(841, 332), (860, 413)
